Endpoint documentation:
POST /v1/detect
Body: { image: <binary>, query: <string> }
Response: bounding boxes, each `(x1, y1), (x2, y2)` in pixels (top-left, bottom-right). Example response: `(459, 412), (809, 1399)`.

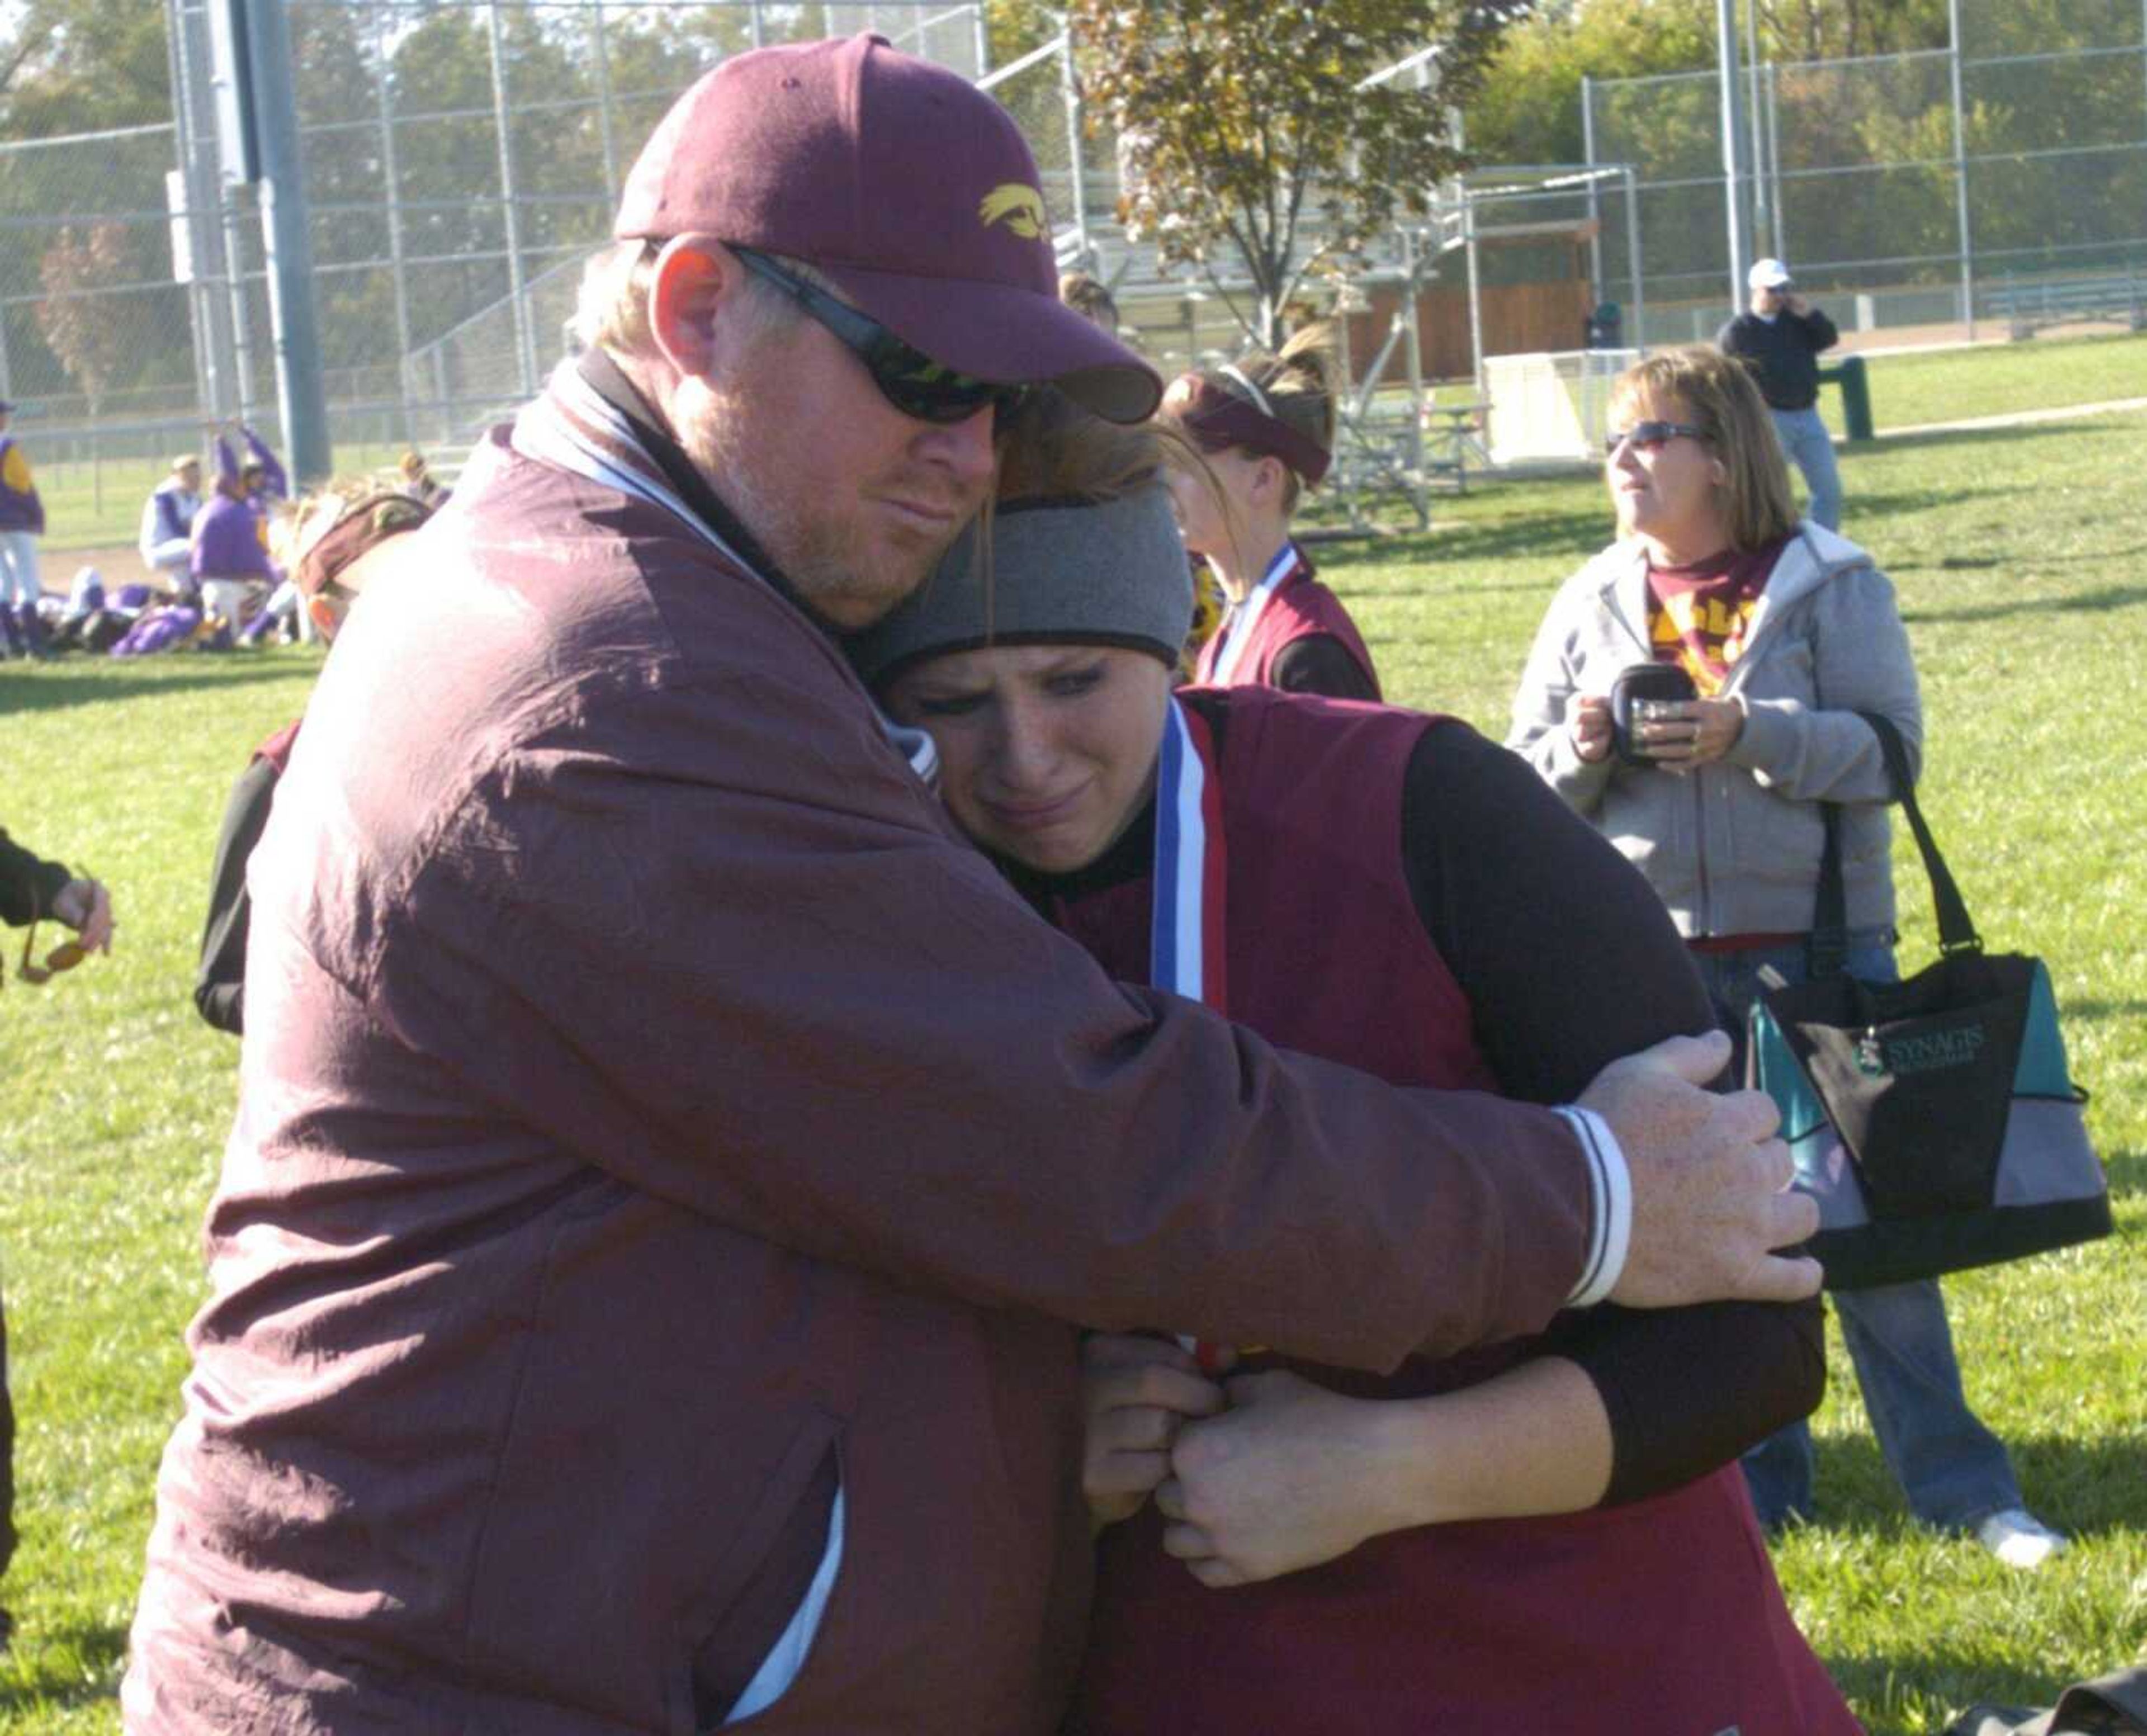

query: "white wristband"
(1555, 1105), (1632, 1308)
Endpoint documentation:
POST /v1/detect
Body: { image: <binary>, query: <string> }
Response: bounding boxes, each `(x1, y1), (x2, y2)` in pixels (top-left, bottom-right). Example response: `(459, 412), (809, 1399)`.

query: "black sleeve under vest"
(1269, 635), (1380, 703)
(194, 756), (280, 1036)
(1399, 721), (1826, 1507)
(0, 827), (72, 929)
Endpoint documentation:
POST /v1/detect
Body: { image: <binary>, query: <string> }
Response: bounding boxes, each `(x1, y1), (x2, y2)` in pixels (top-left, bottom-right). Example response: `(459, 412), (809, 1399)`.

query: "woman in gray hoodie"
(1508, 344), (2064, 1570)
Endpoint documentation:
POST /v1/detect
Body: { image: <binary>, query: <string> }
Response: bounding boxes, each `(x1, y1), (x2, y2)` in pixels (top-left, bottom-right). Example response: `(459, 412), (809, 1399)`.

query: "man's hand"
(1579, 1032), (1822, 1307)
(51, 876), (115, 953)
(1080, 1333), (1224, 1531)
(1158, 1370), (1398, 1588)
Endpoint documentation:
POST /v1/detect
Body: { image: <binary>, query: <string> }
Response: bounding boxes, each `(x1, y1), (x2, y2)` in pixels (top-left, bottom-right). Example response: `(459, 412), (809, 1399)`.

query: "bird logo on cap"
(978, 183), (1047, 240)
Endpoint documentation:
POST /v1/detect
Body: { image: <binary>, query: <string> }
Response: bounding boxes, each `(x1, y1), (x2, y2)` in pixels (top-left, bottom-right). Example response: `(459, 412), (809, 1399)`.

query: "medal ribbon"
(1207, 541), (1302, 685)
(1151, 697), (1234, 1371)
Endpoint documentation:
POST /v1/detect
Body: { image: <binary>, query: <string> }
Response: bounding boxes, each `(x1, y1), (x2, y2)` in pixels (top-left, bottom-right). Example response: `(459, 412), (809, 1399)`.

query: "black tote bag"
(1747, 713), (2110, 1290)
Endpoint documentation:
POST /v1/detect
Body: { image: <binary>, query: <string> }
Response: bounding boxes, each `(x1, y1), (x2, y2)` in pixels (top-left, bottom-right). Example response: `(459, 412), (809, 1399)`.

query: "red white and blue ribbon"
(1149, 697), (1228, 1014)
(1152, 697), (1236, 1371)
(1206, 541), (1302, 685)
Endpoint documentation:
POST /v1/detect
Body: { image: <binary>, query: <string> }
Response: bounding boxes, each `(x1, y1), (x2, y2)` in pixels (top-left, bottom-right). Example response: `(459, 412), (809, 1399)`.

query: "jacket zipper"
(1691, 767), (1712, 934)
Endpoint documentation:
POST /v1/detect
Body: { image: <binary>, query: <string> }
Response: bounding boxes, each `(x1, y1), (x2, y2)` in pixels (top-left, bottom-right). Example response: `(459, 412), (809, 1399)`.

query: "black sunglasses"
(1604, 419), (1708, 457)
(731, 248), (1030, 427)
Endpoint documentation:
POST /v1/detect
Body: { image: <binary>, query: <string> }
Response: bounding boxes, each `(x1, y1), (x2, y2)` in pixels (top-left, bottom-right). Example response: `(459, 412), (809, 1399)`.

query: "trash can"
(1819, 354), (1874, 442)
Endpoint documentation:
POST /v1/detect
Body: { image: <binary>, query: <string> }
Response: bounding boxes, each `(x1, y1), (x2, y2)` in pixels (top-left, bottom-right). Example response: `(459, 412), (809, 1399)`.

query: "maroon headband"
(1159, 371), (1332, 486)
(295, 491), (433, 598)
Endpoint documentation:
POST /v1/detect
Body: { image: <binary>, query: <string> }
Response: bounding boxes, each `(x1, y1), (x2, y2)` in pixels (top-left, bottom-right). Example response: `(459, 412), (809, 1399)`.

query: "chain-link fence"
(0, 122), (201, 492)
(10, 0), (2146, 531)
(1585, 6), (2147, 347)
(4, 0), (994, 533)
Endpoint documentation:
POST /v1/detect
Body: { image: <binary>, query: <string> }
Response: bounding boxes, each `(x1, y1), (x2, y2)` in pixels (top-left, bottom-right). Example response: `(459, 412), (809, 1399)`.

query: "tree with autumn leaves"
(1068, 0), (1521, 346)
(35, 222), (139, 423)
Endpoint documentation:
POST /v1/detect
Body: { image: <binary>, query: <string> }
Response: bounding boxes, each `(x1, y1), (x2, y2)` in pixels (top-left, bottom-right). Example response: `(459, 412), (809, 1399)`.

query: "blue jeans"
(1771, 406), (1843, 531)
(1691, 937), (2025, 1532)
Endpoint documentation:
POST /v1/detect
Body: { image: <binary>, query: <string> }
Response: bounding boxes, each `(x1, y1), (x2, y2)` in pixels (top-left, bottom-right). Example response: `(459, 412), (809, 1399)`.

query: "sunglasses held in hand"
(731, 248), (1030, 427)
(13, 908), (88, 987)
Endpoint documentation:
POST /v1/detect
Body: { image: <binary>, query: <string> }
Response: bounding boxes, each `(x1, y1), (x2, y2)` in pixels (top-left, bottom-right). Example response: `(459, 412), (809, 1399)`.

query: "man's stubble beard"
(675, 373), (956, 630)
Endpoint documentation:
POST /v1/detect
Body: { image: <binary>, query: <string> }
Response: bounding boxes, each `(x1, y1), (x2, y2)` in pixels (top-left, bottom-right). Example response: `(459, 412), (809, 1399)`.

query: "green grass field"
(2, 339), (2142, 1732)
(30, 443), (443, 559)
(23, 331), (2147, 555)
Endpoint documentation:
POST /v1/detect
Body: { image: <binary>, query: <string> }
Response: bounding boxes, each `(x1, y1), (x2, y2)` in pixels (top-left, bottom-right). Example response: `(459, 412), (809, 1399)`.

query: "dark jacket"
(125, 415), (1602, 1734)
(0, 827), (70, 927)
(1719, 307), (1840, 410)
(193, 725), (299, 1034)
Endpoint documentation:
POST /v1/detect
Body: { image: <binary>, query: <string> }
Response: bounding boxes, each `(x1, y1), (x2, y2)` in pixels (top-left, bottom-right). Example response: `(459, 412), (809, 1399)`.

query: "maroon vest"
(1066, 688), (1860, 1736)
(1192, 546), (1381, 698)
(0, 437), (45, 535)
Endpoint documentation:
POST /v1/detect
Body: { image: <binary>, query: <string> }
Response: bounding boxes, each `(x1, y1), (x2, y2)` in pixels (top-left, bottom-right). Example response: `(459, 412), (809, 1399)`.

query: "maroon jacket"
(1193, 545), (1380, 697)
(125, 417), (1601, 1734)
(1063, 691), (1856, 1736)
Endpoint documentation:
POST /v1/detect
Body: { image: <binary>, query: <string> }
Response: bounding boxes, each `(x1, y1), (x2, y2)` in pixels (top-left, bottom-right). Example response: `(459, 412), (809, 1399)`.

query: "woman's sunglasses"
(732, 248), (1030, 427)
(1604, 419), (1708, 457)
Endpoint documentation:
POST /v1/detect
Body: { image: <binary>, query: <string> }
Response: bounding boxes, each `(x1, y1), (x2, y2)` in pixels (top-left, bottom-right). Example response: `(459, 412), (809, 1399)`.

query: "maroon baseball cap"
(614, 34), (1159, 424)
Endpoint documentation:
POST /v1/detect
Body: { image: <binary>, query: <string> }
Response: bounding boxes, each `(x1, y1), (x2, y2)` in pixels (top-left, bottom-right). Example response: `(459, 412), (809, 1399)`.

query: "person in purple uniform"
(188, 459), (278, 628)
(138, 455), (204, 584)
(0, 399), (48, 659)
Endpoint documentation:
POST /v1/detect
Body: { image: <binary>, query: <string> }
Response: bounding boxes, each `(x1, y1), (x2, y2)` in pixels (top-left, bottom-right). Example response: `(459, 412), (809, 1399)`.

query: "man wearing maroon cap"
(124, 36), (1816, 1734)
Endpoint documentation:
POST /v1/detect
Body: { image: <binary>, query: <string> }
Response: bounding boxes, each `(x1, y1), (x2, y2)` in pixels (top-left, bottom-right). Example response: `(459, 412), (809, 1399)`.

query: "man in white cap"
(125, 36), (1818, 1734)
(1719, 257), (1843, 528)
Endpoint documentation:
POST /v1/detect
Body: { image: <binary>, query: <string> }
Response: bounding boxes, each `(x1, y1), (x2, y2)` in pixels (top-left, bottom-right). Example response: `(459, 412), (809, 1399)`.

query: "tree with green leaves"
(1068, 0), (1520, 346)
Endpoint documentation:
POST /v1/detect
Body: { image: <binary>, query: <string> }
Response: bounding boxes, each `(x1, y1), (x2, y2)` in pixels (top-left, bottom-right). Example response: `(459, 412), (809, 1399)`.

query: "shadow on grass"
(0, 659), (311, 716)
(1879, 418), (2147, 457)
(2065, 998), (2147, 1023)
(1850, 483), (2036, 515)
(1808, 1421), (2147, 1539)
(2094, 1144), (2143, 1196)
(1314, 505), (1607, 570)
(1820, 1643), (2068, 1736)
(1902, 583), (2147, 627)
(0, 1614), (129, 1714)
(1896, 546), (2147, 577)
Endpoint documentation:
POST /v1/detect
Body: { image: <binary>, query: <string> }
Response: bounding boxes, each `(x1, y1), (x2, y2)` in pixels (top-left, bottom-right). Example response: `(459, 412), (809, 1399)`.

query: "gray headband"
(851, 486), (1192, 688)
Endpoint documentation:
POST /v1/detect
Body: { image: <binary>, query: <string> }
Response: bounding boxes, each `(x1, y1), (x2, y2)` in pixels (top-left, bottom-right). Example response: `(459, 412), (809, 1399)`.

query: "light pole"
(1716, 0), (1750, 311)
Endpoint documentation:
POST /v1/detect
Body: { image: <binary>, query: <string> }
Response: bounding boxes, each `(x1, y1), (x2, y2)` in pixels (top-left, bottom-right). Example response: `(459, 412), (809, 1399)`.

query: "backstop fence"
(1583, 5), (2147, 347)
(3, 0), (2144, 503)
(0, 0), (995, 495)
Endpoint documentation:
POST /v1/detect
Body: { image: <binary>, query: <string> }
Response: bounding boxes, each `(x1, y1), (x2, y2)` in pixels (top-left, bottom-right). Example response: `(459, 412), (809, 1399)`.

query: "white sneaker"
(1975, 1507), (2068, 1569)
